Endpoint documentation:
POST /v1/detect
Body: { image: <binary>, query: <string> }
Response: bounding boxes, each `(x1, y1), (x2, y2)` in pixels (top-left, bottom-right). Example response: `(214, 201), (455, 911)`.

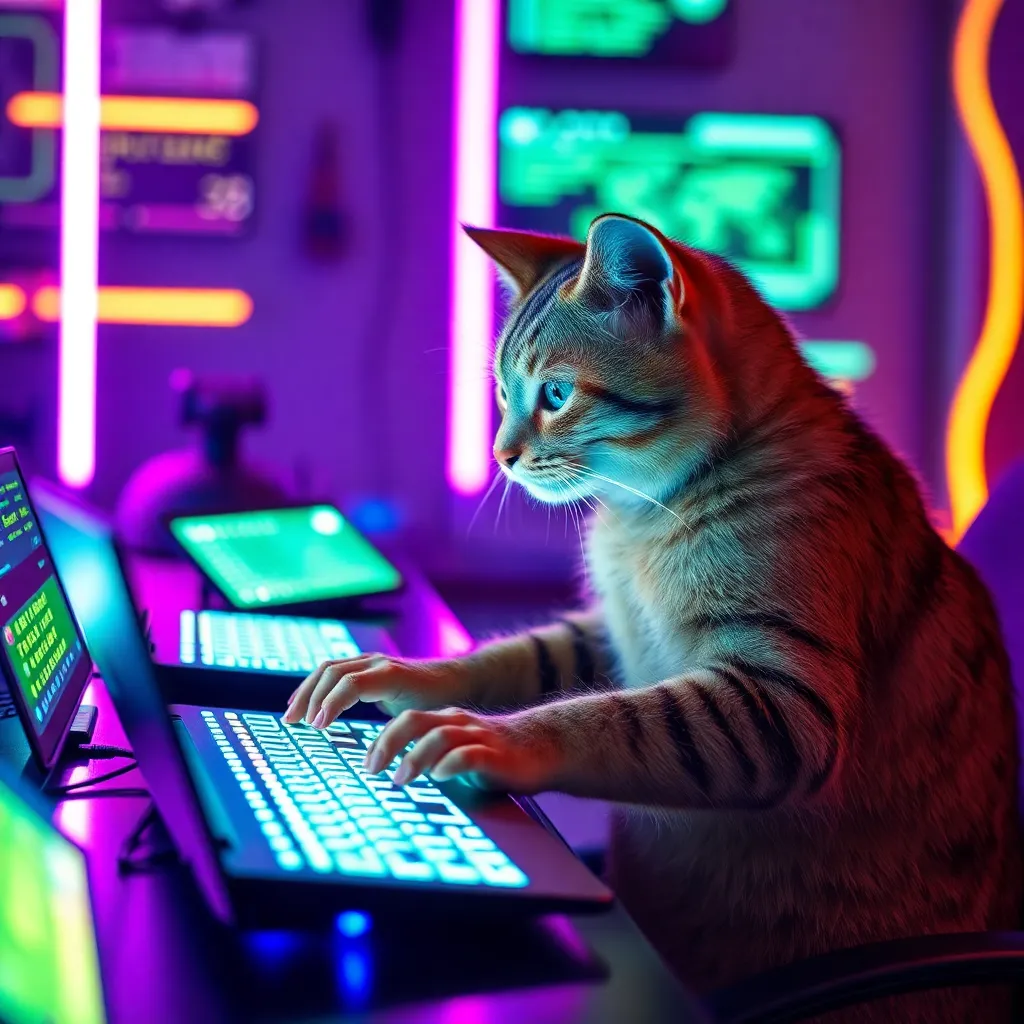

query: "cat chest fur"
(587, 514), (719, 688)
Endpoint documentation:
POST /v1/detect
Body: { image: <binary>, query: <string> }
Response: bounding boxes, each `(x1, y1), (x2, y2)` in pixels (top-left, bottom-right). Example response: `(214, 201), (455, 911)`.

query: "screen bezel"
(167, 503), (405, 611)
(0, 448), (94, 770)
(31, 479), (234, 924)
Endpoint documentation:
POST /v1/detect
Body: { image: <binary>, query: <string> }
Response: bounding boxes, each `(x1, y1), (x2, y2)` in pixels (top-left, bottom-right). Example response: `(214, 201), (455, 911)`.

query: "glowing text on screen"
(507, 0), (729, 57)
(499, 109), (841, 312)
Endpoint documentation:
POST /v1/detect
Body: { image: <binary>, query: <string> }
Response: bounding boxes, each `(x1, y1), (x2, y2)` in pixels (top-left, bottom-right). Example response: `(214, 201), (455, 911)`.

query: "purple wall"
(92, 0), (454, 548)
(2, 0), (960, 580)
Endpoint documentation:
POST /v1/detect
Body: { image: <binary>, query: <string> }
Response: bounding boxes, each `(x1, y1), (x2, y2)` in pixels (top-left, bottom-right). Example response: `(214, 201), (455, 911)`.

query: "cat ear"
(462, 225), (584, 299)
(572, 214), (682, 327)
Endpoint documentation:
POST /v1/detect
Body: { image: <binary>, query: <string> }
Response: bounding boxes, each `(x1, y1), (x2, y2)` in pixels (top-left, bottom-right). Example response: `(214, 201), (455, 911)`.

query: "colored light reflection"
(438, 608), (473, 657)
(6, 92), (259, 135)
(34, 286), (253, 327)
(53, 765), (93, 846)
(946, 0), (1022, 539)
(57, 0), (101, 489)
(448, 0), (500, 495)
(337, 946), (373, 1008)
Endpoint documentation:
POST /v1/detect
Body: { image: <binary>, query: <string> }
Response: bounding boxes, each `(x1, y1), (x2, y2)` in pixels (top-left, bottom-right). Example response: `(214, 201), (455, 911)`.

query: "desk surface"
(51, 553), (711, 1024)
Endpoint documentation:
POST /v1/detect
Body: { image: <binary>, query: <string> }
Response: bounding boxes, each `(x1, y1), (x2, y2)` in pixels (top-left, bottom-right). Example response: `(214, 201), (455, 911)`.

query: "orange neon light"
(0, 284), (27, 320)
(946, 0), (1023, 540)
(6, 92), (259, 136)
(32, 286), (253, 327)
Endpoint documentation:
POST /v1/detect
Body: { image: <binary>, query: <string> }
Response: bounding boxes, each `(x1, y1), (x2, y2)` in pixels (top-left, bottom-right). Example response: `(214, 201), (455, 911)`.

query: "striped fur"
(464, 216), (1021, 1022)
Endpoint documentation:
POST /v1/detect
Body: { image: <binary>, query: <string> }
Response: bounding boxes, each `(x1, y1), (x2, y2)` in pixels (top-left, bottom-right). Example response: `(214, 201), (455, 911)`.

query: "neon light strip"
(7, 92), (259, 136)
(448, 0), (500, 496)
(0, 285), (27, 320)
(32, 286), (253, 327)
(946, 0), (1023, 540)
(58, 0), (101, 489)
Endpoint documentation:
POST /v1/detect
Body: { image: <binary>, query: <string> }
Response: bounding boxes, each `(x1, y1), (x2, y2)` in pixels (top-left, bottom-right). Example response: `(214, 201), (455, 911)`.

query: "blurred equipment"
(168, 503), (404, 612)
(302, 120), (348, 263)
(115, 370), (289, 554)
(0, 764), (109, 1024)
(147, 608), (398, 708)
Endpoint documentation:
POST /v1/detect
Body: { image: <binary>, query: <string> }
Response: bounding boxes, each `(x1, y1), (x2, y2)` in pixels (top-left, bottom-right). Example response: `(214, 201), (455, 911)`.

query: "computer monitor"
(0, 765), (107, 1024)
(31, 480), (233, 923)
(498, 108), (842, 312)
(0, 449), (93, 769)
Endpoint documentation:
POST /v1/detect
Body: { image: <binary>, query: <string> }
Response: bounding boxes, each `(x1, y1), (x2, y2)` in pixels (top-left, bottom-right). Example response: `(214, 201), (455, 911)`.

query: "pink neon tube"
(57, 0), (102, 487)
(447, 0), (500, 496)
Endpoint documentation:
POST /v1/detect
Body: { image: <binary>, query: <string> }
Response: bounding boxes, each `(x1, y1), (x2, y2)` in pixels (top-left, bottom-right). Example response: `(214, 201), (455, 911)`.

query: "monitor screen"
(0, 772), (106, 1024)
(169, 505), (404, 610)
(498, 108), (841, 312)
(506, 0), (733, 63)
(0, 449), (92, 768)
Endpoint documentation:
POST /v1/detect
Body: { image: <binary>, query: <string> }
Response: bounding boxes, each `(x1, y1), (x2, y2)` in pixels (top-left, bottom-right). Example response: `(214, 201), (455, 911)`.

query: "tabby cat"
(286, 214), (1022, 1022)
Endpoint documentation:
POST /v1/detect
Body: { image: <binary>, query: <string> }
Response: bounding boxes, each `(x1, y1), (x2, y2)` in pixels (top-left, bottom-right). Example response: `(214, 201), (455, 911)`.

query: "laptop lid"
(0, 762), (107, 1024)
(0, 449), (93, 770)
(31, 480), (233, 924)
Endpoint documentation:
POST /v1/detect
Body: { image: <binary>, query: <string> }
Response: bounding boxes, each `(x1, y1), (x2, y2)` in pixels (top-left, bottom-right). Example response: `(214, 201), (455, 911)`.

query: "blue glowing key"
(276, 850), (303, 871)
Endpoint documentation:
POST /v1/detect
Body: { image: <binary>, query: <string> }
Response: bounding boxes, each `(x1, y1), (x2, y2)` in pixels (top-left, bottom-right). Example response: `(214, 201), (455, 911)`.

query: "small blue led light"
(336, 910), (371, 939)
(348, 497), (401, 536)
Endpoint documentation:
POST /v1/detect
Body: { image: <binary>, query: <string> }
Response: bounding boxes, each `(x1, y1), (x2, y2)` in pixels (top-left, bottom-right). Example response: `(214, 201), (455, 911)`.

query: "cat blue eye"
(540, 380), (574, 412)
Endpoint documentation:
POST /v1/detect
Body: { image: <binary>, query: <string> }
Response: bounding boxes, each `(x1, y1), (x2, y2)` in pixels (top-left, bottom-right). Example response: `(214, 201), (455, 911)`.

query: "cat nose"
(495, 448), (521, 470)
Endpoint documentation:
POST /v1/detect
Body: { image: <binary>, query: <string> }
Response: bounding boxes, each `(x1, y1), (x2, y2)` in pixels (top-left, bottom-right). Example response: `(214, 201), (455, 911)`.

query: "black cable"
(57, 787), (149, 801)
(49, 760), (140, 795)
(74, 744), (134, 760)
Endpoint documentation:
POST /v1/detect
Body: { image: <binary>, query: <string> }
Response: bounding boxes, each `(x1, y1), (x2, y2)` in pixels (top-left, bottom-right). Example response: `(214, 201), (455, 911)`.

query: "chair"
(704, 460), (1024, 1023)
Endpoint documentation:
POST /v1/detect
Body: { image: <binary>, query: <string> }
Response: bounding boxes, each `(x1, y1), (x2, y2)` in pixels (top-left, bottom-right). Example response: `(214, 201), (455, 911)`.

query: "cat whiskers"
(466, 469), (505, 536)
(572, 466), (682, 522)
(561, 460), (619, 524)
(552, 470), (591, 570)
(494, 475), (513, 534)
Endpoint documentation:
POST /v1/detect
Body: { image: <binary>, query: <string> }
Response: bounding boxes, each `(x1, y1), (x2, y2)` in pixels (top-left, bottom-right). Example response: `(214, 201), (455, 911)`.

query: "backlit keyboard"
(180, 611), (360, 673)
(203, 710), (528, 888)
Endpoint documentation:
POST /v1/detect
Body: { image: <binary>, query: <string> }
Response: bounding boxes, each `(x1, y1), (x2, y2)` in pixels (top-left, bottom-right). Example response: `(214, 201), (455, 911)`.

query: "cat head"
(465, 214), (734, 508)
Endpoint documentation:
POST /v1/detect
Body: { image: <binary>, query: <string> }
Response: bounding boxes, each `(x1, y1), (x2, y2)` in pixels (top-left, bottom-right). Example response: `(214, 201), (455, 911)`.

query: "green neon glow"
(669, 0), (728, 25)
(499, 109), (842, 311)
(0, 14), (58, 203)
(508, 0), (728, 57)
(0, 778), (107, 1024)
(799, 341), (876, 381)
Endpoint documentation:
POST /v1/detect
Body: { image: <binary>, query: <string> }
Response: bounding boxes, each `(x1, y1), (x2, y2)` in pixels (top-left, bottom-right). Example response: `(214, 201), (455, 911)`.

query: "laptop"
(0, 763), (108, 1024)
(0, 448), (96, 775)
(147, 606), (399, 709)
(33, 481), (613, 927)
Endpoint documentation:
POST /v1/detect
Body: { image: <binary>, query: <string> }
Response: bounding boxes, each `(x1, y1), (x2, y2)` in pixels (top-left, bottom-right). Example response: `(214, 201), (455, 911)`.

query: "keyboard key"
(386, 854), (436, 881)
(437, 861), (482, 884)
(205, 710), (527, 889)
(336, 850), (387, 876)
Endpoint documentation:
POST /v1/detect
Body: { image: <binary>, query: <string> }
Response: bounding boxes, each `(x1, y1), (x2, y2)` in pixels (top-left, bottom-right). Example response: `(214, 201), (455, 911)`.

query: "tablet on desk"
(168, 504), (403, 611)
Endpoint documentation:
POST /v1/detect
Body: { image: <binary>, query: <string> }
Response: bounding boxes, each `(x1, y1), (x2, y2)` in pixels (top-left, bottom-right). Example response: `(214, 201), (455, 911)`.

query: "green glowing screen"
(0, 778), (106, 1024)
(508, 0), (729, 57)
(799, 341), (875, 382)
(499, 109), (842, 311)
(170, 505), (404, 610)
